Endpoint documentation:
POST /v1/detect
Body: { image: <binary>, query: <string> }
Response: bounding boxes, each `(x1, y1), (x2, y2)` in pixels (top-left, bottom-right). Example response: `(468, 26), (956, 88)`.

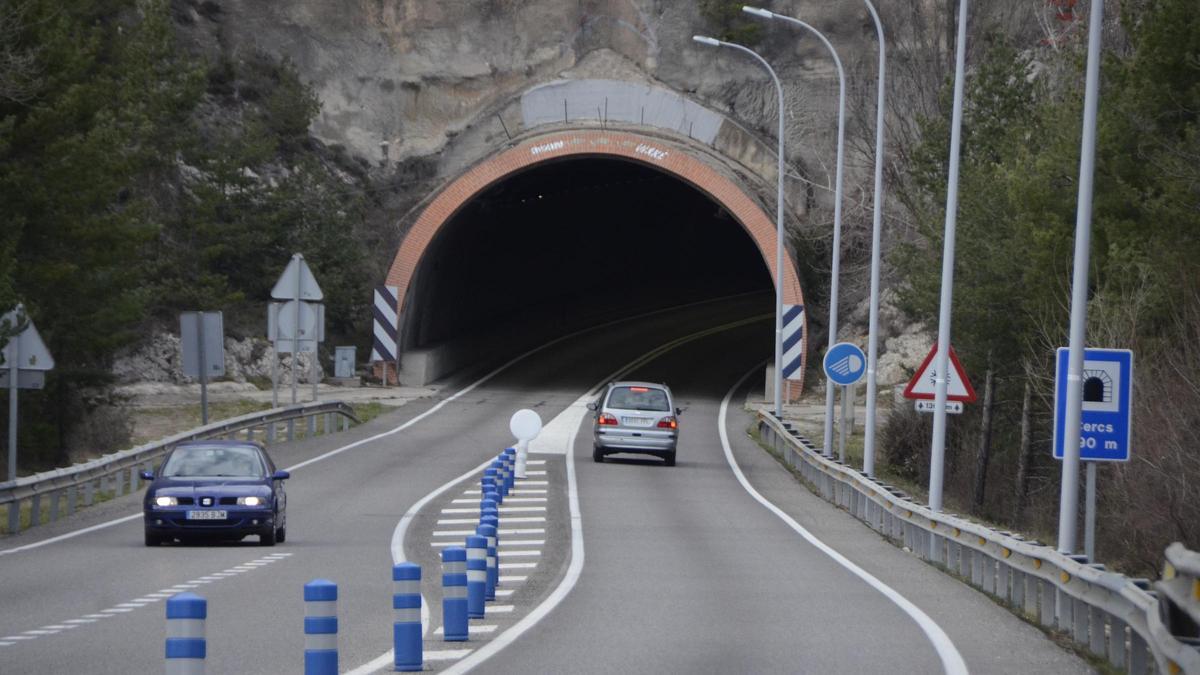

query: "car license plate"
(622, 417), (653, 427)
(186, 510), (227, 520)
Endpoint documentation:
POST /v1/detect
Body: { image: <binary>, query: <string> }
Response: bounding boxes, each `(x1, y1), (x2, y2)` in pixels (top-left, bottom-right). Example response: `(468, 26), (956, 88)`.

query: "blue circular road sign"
(823, 342), (867, 386)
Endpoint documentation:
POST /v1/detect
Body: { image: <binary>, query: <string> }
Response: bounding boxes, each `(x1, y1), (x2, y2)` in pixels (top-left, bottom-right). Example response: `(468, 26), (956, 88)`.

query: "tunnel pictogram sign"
(1053, 347), (1134, 462)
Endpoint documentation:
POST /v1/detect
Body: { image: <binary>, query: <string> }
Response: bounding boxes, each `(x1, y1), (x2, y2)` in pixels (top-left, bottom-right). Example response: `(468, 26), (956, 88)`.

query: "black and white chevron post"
(781, 304), (805, 381)
(371, 285), (398, 385)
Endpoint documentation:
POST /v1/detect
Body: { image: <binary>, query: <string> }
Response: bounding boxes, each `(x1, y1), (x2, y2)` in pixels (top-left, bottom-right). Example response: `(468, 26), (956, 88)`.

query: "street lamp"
(861, 1), (887, 478)
(693, 34), (787, 419)
(741, 7), (847, 459)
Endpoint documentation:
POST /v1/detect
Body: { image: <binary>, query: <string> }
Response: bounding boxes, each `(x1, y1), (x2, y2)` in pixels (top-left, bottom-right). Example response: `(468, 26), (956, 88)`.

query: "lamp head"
(741, 6), (773, 19)
(692, 35), (721, 48)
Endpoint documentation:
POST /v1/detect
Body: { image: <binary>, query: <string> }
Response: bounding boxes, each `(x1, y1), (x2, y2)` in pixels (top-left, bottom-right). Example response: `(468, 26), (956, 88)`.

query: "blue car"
(141, 440), (289, 547)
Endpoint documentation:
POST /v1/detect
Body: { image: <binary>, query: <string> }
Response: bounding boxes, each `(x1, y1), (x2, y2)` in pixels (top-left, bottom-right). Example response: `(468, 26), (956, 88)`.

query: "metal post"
(291, 255), (300, 406)
(928, 0), (970, 513)
(1084, 462), (1097, 562)
(7, 334), (18, 483)
(1057, 0), (1105, 555)
(270, 342), (278, 408)
(742, 9), (847, 456)
(692, 34), (786, 419)
(862, 0), (887, 478)
(197, 314), (208, 425)
(838, 386), (849, 462)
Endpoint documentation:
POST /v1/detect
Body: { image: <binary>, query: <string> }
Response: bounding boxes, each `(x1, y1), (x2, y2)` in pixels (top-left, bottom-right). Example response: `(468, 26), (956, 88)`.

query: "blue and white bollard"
(503, 448), (517, 485)
(465, 535), (487, 619)
(477, 523), (498, 601)
(165, 592), (206, 675)
(303, 579), (338, 675)
(492, 460), (509, 498)
(482, 467), (498, 494)
(392, 562), (422, 672)
(441, 547), (468, 641)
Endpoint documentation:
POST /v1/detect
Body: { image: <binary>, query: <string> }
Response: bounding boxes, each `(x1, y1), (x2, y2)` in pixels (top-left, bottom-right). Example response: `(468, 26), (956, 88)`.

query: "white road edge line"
(718, 363), (968, 675)
(0, 295), (759, 559)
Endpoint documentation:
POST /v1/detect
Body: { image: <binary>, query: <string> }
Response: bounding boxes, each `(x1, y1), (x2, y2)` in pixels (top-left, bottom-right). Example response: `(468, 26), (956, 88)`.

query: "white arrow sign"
(271, 253), (323, 301)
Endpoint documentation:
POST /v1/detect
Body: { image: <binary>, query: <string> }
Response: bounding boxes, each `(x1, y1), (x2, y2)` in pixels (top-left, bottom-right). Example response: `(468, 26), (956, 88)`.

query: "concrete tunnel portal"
(385, 130), (809, 388)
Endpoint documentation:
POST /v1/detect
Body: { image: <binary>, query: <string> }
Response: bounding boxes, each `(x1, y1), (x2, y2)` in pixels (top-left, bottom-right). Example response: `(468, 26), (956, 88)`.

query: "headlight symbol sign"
(823, 342), (867, 387)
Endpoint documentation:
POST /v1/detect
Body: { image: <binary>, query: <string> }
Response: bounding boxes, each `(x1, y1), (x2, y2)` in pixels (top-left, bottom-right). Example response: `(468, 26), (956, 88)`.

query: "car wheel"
(275, 525), (286, 543)
(664, 452), (676, 467)
(144, 529), (164, 547)
(259, 526), (277, 547)
(592, 446), (605, 463)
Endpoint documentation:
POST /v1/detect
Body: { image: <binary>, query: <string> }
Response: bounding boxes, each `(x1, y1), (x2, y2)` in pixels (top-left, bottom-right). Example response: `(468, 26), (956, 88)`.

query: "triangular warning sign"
(902, 343), (976, 403)
(271, 254), (324, 301)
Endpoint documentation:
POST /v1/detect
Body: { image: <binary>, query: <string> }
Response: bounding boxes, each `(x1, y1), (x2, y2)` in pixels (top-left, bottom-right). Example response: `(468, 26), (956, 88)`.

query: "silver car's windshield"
(607, 386), (670, 411)
(162, 446), (266, 478)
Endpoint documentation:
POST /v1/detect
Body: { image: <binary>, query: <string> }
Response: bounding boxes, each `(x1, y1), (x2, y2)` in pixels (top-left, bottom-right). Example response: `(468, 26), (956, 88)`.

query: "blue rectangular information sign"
(1052, 348), (1133, 462)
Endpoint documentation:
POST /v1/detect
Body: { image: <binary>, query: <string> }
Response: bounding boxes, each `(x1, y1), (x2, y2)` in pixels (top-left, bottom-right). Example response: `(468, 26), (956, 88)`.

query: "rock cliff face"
(169, 0), (928, 383)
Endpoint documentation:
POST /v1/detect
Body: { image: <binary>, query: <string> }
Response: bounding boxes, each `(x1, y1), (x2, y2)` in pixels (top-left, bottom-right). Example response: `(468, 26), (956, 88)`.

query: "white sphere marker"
(510, 409), (542, 479)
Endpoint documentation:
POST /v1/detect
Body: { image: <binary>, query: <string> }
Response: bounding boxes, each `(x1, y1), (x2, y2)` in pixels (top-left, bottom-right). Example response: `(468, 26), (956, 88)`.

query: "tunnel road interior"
(407, 157), (775, 352)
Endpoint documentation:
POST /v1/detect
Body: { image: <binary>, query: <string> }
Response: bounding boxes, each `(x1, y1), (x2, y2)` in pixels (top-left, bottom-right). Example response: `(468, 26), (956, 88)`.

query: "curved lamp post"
(693, 34), (787, 419)
(741, 7), (847, 459)
(861, 1), (887, 478)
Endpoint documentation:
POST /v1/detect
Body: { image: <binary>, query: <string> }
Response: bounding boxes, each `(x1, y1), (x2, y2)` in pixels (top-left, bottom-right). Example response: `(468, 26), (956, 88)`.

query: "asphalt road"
(0, 295), (1091, 674)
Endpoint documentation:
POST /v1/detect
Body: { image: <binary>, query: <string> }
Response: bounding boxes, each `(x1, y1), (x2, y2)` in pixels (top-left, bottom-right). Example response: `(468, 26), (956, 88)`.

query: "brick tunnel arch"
(385, 129), (808, 388)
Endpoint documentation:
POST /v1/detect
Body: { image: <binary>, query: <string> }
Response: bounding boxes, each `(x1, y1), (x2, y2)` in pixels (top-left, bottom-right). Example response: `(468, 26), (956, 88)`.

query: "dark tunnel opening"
(407, 157), (774, 348)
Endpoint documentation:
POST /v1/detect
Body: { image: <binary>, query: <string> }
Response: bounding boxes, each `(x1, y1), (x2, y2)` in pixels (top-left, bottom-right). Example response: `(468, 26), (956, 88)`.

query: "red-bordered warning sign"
(902, 344), (977, 403)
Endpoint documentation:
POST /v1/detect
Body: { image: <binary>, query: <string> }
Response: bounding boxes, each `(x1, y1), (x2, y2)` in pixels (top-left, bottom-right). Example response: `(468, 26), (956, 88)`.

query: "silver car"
(588, 381), (681, 466)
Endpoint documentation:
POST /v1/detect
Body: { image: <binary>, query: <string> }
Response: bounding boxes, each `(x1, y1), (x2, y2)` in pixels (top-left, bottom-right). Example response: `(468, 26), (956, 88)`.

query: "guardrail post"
(307, 415), (316, 437)
(287, 419), (295, 442)
(29, 493), (40, 528)
(66, 485), (76, 516)
(267, 423), (276, 444)
(49, 490), (60, 522)
(84, 479), (95, 506)
(1129, 631), (1148, 675)
(478, 523), (498, 601)
(1109, 617), (1127, 669)
(165, 592), (206, 674)
(466, 535), (487, 619)
(303, 579), (338, 675)
(1010, 568), (1024, 608)
(442, 547), (468, 642)
(1056, 586), (1072, 632)
(1072, 596), (1088, 644)
(1039, 580), (1056, 627)
(245, 426), (254, 442)
(392, 562), (422, 672)
(6, 500), (18, 533)
(1088, 605), (1105, 656)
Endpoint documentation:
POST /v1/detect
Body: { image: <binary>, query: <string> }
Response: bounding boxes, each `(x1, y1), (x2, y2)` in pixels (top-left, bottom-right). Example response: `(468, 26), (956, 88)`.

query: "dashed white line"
(434, 624), (497, 635)
(498, 575), (527, 583)
(498, 550), (541, 558)
(425, 649), (474, 660)
(498, 562), (538, 570)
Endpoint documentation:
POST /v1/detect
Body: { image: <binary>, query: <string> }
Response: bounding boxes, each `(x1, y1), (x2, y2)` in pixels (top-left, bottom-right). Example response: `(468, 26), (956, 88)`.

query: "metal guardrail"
(757, 412), (1200, 674)
(0, 401), (360, 535)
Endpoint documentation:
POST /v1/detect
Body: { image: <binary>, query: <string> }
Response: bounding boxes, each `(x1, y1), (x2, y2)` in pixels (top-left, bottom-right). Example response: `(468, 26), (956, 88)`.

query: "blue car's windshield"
(162, 445), (266, 478)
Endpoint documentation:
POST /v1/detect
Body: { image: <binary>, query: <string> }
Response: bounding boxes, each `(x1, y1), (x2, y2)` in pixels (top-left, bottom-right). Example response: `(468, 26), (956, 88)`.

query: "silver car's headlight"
(236, 496), (266, 507)
(154, 496), (178, 507)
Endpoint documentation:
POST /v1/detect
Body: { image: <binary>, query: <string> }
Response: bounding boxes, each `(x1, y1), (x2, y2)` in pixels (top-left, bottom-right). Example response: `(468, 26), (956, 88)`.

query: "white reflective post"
(1057, 0), (1105, 555)
(693, 34), (786, 419)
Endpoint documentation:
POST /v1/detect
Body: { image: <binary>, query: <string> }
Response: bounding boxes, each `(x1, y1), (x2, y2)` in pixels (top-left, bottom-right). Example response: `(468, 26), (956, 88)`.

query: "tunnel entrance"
(385, 130), (808, 387)
(410, 157), (772, 346)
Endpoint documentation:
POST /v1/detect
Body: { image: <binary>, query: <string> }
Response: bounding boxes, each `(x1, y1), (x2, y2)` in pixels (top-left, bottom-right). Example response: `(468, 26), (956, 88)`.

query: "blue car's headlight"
(237, 496), (267, 507)
(154, 496), (178, 507)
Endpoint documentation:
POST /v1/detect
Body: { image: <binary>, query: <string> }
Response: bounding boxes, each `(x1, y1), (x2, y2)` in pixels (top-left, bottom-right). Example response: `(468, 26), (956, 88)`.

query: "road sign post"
(181, 312), (225, 425)
(271, 254), (324, 407)
(903, 343), (976, 513)
(1053, 347), (1133, 561)
(2, 306), (55, 485)
(823, 342), (866, 462)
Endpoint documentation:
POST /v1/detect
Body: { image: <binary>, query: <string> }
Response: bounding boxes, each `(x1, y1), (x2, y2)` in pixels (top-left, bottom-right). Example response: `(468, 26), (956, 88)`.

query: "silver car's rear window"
(606, 386), (670, 411)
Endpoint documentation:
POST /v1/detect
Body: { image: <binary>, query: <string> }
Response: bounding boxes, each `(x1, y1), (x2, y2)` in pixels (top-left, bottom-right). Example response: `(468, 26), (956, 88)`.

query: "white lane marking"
(434, 624), (497, 635)
(62, 619), (96, 625)
(516, 481), (549, 486)
(82, 615), (109, 620)
(426, 649), (474, 660)
(440, 506), (546, 514)
(3, 635), (37, 640)
(495, 589), (515, 597)
(41, 625), (73, 630)
(510, 489), (548, 494)
(434, 530), (476, 537)
(497, 550), (541, 558)
(115, 603), (147, 608)
(528, 400), (589, 456)
(99, 608), (133, 614)
(496, 498), (547, 503)
(451, 499), (480, 504)
(500, 528), (545, 535)
(485, 605), (515, 613)
(498, 562), (538, 570)
(499, 540), (545, 547)
(145, 593), (173, 598)
(527, 460), (546, 465)
(498, 576), (527, 583)
(524, 471), (547, 476)
(0, 641), (14, 646)
(718, 363), (968, 675)
(132, 597), (161, 603)
(442, 315), (768, 675)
